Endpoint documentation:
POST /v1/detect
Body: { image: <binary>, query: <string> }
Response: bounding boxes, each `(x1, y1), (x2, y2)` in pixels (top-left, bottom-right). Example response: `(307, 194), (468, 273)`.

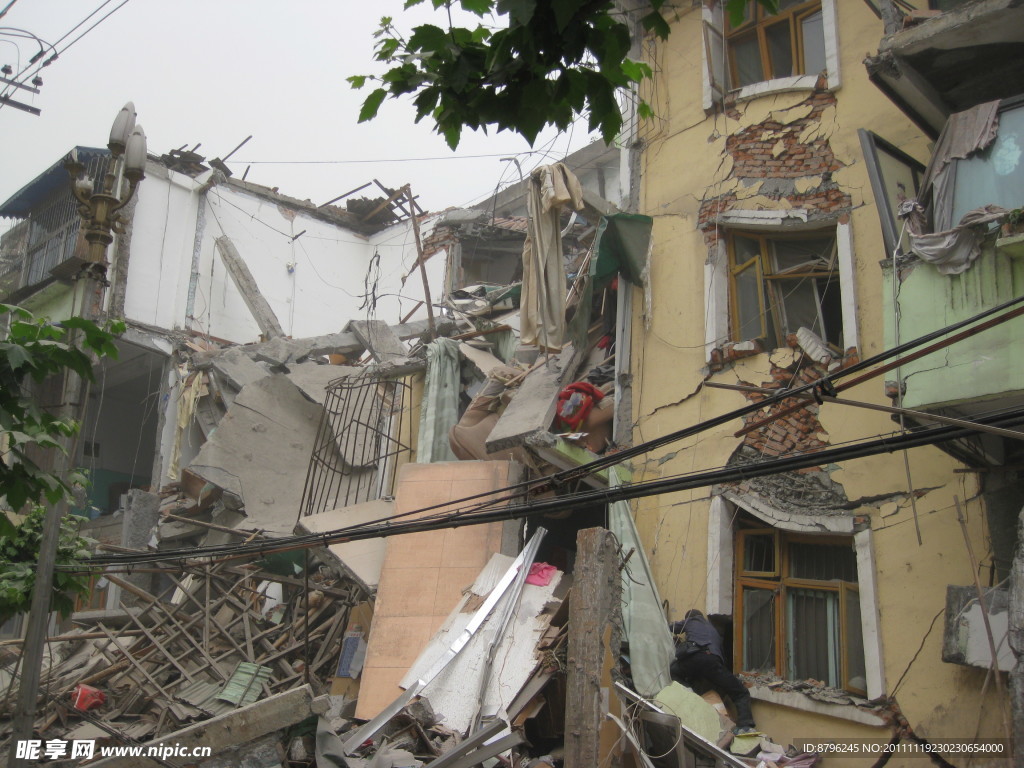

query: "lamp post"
(65, 101), (148, 282)
(7, 103), (147, 767)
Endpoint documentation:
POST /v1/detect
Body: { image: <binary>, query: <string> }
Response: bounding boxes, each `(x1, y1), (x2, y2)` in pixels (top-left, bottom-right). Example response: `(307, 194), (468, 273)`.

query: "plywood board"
(354, 461), (511, 719)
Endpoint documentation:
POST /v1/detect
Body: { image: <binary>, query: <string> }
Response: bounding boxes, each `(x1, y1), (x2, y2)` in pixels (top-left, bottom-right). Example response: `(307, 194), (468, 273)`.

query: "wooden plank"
(96, 623), (175, 703)
(121, 603), (197, 684)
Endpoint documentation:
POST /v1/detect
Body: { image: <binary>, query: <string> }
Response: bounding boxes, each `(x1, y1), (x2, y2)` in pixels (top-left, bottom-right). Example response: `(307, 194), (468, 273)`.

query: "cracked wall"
(632, 0), (1004, 747)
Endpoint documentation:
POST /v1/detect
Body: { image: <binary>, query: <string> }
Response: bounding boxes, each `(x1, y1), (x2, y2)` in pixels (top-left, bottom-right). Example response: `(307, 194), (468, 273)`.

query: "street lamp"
(7, 102), (147, 768)
(63, 101), (147, 282)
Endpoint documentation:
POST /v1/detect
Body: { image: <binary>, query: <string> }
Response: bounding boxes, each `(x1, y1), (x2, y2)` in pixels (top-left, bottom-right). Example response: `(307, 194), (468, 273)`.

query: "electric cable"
(67, 404), (1024, 570)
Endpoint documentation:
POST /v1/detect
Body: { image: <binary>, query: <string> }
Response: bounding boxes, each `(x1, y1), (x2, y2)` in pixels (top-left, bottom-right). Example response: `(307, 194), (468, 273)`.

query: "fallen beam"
(88, 685), (328, 768)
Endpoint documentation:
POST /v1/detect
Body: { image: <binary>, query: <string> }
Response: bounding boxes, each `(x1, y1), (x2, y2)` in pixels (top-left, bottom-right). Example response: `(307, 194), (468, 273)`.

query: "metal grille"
(21, 154), (110, 289)
(300, 368), (411, 518)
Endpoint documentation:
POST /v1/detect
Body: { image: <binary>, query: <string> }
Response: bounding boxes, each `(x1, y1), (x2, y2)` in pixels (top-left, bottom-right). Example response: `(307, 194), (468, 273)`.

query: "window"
(728, 230), (842, 349)
(735, 524), (867, 693)
(726, 1), (826, 89)
(859, 130), (926, 257)
(951, 100), (1024, 225)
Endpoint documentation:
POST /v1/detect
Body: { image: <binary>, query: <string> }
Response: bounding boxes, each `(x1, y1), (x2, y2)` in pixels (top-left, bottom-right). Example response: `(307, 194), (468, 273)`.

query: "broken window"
(728, 230), (842, 349)
(735, 525), (867, 693)
(726, 0), (826, 89)
(859, 130), (926, 257)
(951, 100), (1024, 224)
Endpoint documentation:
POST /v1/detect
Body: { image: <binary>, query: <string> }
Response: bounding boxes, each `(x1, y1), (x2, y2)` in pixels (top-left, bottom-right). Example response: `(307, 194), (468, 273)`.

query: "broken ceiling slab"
(485, 345), (585, 454)
(88, 686), (328, 768)
(186, 373), (342, 535)
(296, 499), (392, 592)
(285, 362), (359, 406)
(457, 341), (505, 377)
(345, 319), (410, 364)
(942, 585), (1012, 671)
(524, 432), (608, 488)
(206, 345), (272, 392)
(248, 331), (366, 367)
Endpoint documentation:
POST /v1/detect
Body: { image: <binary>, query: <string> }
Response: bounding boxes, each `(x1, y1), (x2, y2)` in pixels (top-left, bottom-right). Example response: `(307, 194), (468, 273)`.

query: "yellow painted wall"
(632, 1), (1009, 755)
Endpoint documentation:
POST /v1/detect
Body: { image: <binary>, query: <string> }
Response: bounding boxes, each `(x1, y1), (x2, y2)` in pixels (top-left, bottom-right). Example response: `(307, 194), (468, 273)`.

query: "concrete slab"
(88, 686), (327, 768)
(285, 362), (359, 406)
(458, 341), (505, 377)
(485, 345), (584, 454)
(186, 374), (340, 535)
(345, 319), (409, 363)
(296, 499), (392, 591)
(208, 346), (271, 392)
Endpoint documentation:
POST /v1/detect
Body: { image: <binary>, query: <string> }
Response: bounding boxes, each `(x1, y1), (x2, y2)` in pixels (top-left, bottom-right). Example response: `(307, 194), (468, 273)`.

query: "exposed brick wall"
(421, 224), (460, 259)
(697, 90), (853, 250)
(726, 92), (844, 180)
(739, 357), (830, 460)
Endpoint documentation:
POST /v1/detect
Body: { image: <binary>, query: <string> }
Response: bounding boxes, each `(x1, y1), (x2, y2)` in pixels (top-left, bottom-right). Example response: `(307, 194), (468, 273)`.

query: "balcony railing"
(0, 154), (109, 300)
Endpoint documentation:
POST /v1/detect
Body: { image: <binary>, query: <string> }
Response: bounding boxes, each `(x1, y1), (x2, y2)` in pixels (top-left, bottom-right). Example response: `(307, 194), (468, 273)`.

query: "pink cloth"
(526, 562), (557, 586)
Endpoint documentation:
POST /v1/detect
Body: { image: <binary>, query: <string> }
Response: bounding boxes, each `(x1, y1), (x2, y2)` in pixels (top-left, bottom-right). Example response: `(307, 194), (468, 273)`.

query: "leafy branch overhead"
(350, 0), (780, 149)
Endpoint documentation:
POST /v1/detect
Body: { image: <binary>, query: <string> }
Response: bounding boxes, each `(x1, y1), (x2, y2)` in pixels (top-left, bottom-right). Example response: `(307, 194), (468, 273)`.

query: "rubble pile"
(0, 547), (361, 759)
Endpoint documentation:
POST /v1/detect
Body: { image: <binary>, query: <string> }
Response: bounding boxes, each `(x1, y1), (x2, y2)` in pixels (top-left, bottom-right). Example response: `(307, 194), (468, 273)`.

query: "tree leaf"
(359, 89), (389, 123)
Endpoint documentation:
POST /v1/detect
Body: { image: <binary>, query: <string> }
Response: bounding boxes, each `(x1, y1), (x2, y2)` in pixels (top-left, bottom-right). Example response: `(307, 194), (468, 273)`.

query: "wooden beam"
(214, 236), (286, 339)
(564, 528), (621, 768)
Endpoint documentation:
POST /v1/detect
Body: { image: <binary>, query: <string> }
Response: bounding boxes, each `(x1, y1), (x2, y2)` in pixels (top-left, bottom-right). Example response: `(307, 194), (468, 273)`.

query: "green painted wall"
(884, 240), (1024, 411)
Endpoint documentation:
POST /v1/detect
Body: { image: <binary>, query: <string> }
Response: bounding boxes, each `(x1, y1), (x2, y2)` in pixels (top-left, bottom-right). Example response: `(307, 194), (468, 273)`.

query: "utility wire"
(0, 0), (130, 108)
(72, 405), (1024, 570)
(63, 292), (1024, 569)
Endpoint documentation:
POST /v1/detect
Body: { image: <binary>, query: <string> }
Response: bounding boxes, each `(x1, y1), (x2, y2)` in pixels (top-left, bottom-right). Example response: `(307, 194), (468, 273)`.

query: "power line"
(69, 405), (1024, 571)
(235, 151), (553, 165)
(0, 0), (131, 110)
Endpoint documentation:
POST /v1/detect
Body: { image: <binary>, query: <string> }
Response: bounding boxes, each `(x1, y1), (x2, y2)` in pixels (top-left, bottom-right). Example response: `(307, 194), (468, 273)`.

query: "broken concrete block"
(208, 345), (272, 392)
(297, 499), (391, 591)
(187, 374), (341, 535)
(286, 362), (360, 406)
(485, 345), (584, 454)
(345, 319), (409, 364)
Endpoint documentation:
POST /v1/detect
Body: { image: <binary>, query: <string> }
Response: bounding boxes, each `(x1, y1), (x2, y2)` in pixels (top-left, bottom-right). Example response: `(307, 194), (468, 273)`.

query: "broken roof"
(866, 0), (1024, 138)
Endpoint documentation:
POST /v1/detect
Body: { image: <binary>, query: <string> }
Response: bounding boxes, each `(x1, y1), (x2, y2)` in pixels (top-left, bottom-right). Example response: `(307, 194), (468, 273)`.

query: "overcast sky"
(0, 0), (594, 213)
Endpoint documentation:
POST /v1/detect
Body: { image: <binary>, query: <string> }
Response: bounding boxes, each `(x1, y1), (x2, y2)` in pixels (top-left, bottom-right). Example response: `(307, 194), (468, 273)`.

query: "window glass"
(952, 104), (1024, 224)
(730, 231), (841, 349)
(801, 11), (826, 77)
(732, 34), (764, 87)
(788, 541), (857, 581)
(736, 525), (866, 692)
(787, 587), (840, 684)
(766, 22), (794, 79)
(725, 1), (824, 89)
(734, 263), (764, 341)
(742, 531), (777, 574)
(742, 587), (776, 672)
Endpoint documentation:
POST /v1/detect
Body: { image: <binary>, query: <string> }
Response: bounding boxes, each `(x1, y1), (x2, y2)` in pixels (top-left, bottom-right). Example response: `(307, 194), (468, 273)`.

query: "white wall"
(123, 165), (449, 344)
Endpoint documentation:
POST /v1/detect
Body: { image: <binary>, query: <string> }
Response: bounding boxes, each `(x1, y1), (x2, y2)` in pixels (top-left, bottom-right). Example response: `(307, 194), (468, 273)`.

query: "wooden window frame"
(727, 229), (840, 348)
(725, 0), (823, 89)
(734, 525), (866, 694)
